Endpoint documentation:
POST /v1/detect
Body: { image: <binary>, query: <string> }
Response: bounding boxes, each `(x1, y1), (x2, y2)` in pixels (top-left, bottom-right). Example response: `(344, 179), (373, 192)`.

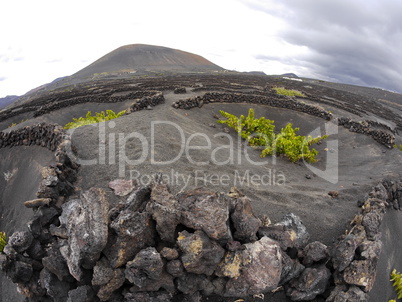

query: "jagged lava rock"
(108, 179), (136, 196)
(40, 268), (74, 302)
(125, 247), (164, 282)
(160, 247), (179, 260)
(91, 256), (125, 300)
(224, 236), (282, 297)
(97, 268), (125, 301)
(146, 181), (181, 242)
(103, 210), (155, 268)
(42, 244), (73, 282)
(7, 231), (33, 253)
(258, 213), (310, 250)
(177, 230), (225, 276)
(278, 213), (310, 249)
(176, 273), (210, 295)
(229, 196), (261, 242)
(302, 241), (330, 266)
(59, 188), (109, 281)
(177, 188), (232, 242)
(332, 225), (366, 272)
(67, 285), (95, 302)
(124, 291), (173, 302)
(326, 285), (367, 301)
(166, 259), (185, 277)
(280, 253), (305, 285)
(343, 260), (377, 292)
(286, 265), (331, 301)
(216, 250), (243, 278)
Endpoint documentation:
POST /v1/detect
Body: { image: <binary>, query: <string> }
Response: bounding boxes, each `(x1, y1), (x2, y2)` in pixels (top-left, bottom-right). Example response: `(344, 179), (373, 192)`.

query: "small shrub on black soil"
(64, 109), (126, 129)
(218, 108), (328, 163)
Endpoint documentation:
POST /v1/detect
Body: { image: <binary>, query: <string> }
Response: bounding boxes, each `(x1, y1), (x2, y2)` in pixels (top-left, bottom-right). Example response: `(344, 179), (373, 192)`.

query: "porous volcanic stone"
(362, 210), (383, 240)
(59, 188), (109, 281)
(92, 257), (114, 286)
(343, 260), (377, 292)
(229, 196), (261, 242)
(97, 268), (125, 301)
(286, 265), (331, 301)
(166, 259), (185, 277)
(177, 188), (232, 242)
(146, 181), (180, 243)
(176, 273), (210, 295)
(40, 268), (73, 302)
(302, 241), (329, 266)
(224, 236), (282, 297)
(124, 291), (173, 302)
(67, 285), (95, 302)
(7, 231), (33, 253)
(103, 210), (155, 268)
(280, 252), (305, 285)
(160, 247), (179, 260)
(108, 179), (136, 196)
(177, 230), (225, 276)
(258, 213), (310, 250)
(42, 244), (72, 282)
(332, 225), (366, 272)
(126, 247), (164, 281)
(278, 213), (310, 249)
(326, 285), (367, 302)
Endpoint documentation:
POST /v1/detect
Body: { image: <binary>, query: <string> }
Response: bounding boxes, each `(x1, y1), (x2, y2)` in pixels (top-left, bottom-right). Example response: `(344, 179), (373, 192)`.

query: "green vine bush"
(64, 109), (126, 129)
(390, 269), (402, 300)
(218, 109), (328, 163)
(7, 119), (28, 128)
(273, 87), (305, 97)
(394, 144), (402, 152)
(0, 232), (6, 252)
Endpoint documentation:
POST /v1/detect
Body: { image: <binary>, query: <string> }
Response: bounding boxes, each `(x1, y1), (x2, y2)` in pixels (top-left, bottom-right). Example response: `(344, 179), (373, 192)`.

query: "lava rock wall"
(338, 117), (395, 148)
(172, 92), (395, 148)
(172, 92), (333, 121)
(1, 171), (401, 301)
(0, 123), (65, 151)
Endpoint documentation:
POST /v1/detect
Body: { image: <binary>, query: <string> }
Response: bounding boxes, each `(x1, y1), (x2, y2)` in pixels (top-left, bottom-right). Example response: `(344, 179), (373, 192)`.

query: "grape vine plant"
(218, 108), (328, 163)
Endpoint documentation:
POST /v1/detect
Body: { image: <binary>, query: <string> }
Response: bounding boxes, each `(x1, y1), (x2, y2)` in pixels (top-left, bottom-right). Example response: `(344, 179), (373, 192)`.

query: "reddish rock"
(177, 188), (232, 242)
(108, 179), (136, 197)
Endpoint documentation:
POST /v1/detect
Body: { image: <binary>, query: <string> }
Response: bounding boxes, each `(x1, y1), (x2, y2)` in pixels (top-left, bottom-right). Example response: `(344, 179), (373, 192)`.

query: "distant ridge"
(73, 44), (223, 78)
(281, 73), (299, 78)
(0, 95), (19, 109)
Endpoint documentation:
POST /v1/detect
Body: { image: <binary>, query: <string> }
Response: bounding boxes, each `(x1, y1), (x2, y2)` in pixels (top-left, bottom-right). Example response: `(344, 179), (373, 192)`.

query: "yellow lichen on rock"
(218, 252), (242, 278)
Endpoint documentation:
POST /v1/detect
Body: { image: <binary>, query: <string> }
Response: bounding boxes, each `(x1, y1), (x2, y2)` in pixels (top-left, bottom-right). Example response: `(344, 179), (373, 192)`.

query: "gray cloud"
(245, 0), (402, 92)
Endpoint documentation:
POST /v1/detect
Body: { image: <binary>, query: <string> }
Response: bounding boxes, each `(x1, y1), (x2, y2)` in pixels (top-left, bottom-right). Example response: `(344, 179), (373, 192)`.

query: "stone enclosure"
(1, 150), (401, 301)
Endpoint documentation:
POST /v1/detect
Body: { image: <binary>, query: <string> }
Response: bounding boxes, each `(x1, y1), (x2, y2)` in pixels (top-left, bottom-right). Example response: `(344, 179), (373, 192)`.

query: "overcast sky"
(1, 0), (402, 97)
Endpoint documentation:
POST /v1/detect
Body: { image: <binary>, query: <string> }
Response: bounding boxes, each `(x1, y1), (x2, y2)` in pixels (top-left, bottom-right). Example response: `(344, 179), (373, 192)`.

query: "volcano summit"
(73, 44), (223, 79)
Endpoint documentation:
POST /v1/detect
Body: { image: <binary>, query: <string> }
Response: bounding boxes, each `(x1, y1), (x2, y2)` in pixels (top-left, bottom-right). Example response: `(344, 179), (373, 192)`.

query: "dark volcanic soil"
(0, 74), (401, 302)
(0, 147), (55, 302)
